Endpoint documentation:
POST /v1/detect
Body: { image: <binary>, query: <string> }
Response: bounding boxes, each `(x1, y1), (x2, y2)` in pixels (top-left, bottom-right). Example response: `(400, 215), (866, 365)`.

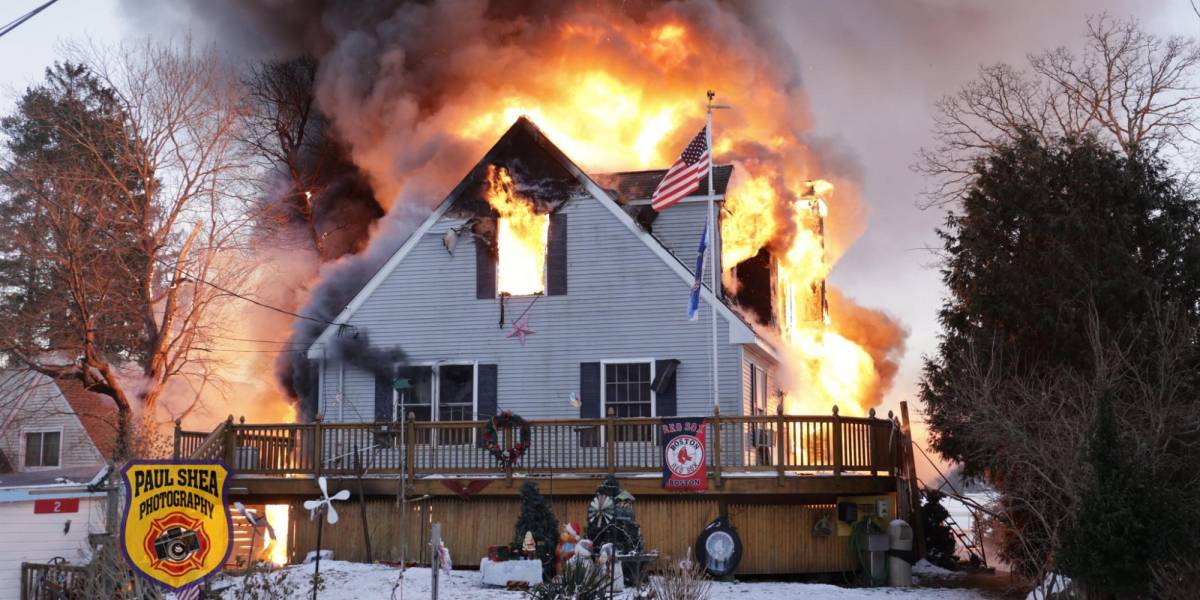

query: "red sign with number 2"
(34, 498), (80, 514)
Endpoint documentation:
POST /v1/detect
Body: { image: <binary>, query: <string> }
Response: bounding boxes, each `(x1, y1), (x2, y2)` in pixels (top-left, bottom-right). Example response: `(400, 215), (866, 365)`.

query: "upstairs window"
(24, 430), (61, 468)
(476, 166), (567, 299)
(485, 165), (549, 296)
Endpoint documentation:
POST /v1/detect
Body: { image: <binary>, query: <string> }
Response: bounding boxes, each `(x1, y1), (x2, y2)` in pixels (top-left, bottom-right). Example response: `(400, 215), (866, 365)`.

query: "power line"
(0, 0), (60, 40)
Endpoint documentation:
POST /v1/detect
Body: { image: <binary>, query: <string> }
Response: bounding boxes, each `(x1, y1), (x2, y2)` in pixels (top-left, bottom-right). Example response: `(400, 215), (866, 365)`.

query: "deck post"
(173, 419), (182, 460)
(711, 405), (723, 489)
(313, 416), (323, 479)
(900, 401), (926, 560)
(406, 412), (417, 482)
(831, 406), (843, 478)
(775, 404), (786, 486)
(869, 408), (878, 476)
(223, 415), (236, 468)
(605, 407), (617, 476)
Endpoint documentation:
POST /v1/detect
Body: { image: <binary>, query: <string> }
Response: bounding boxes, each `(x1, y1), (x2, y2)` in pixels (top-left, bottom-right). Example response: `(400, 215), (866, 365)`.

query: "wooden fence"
(175, 406), (902, 480)
(19, 562), (88, 600)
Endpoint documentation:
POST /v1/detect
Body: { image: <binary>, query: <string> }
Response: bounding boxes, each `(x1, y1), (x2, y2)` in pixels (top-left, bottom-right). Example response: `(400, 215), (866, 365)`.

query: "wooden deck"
(175, 406), (909, 497)
(174, 406), (925, 574)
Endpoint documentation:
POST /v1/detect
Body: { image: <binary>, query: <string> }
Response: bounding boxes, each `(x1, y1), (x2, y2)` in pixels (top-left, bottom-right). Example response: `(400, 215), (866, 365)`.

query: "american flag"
(651, 126), (711, 211)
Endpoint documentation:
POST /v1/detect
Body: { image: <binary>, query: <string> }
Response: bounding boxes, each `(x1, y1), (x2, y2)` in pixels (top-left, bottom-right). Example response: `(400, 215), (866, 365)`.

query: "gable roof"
(594, 164), (733, 204)
(54, 379), (119, 461)
(307, 117), (766, 359)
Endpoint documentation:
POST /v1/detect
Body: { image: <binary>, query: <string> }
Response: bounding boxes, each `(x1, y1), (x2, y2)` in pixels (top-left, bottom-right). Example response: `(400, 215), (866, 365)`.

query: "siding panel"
(319, 194), (745, 423)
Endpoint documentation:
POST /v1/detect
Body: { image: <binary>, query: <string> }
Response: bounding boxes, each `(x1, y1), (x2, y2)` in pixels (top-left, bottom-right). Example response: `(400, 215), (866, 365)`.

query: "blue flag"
(688, 214), (709, 321)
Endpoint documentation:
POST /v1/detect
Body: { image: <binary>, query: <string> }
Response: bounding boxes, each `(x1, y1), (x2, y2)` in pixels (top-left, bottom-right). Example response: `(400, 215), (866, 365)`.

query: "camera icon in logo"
(153, 526), (200, 563)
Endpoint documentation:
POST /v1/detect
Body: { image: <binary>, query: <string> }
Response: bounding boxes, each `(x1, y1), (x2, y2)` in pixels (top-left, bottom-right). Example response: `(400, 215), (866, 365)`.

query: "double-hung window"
(24, 430), (61, 468)
(393, 363), (477, 445)
(604, 362), (654, 442)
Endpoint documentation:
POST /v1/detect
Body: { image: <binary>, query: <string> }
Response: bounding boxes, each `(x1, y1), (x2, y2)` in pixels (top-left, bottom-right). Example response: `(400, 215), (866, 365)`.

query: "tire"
(694, 516), (742, 578)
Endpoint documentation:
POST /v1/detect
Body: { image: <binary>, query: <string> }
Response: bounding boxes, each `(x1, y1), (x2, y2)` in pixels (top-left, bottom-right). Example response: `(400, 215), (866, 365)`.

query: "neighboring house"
(304, 118), (786, 456)
(0, 370), (116, 598)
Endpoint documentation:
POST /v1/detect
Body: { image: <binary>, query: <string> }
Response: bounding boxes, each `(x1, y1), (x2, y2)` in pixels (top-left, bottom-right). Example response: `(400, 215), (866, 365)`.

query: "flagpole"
(706, 91), (720, 410)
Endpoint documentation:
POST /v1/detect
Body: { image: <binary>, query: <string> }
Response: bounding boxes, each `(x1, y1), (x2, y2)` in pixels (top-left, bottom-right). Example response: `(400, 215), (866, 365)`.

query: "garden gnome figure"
(523, 531), (537, 559)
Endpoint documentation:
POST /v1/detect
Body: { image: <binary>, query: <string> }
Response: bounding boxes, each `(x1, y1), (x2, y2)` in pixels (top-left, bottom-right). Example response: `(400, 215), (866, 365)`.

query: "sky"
(1, 0), (1197, 481)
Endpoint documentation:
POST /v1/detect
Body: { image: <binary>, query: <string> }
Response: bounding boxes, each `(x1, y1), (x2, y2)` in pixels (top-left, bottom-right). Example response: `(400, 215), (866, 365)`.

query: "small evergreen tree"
(1057, 394), (1169, 596)
(921, 490), (959, 570)
(513, 481), (558, 580)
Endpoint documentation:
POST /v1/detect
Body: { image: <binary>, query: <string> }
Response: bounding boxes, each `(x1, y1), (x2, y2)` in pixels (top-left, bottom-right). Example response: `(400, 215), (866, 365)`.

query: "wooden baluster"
(775, 405), (786, 485)
(313, 417), (323, 479)
(173, 419), (182, 460)
(605, 408), (617, 475)
(711, 405), (723, 489)
(832, 406), (843, 478)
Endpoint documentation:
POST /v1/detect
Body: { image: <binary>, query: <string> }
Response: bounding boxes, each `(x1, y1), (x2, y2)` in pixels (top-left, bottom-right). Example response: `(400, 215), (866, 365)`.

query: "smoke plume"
(123, 0), (912, 417)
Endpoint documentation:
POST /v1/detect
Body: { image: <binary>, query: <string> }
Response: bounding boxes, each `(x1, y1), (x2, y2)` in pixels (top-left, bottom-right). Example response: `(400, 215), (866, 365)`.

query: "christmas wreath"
(482, 411), (532, 466)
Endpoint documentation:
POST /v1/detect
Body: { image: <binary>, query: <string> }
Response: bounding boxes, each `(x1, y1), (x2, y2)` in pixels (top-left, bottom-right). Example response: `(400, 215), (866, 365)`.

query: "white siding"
(318, 193), (744, 422)
(0, 495), (108, 598)
(0, 372), (104, 471)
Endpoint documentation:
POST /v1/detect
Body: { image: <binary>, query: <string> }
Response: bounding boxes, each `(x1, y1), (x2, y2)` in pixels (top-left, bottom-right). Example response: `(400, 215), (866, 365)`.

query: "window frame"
(599, 359), (657, 445)
(22, 427), (64, 470)
(391, 361), (479, 446)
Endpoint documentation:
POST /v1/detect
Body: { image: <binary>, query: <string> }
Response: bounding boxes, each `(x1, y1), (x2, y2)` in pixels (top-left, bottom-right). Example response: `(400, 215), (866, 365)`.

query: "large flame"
(265, 504), (290, 565)
(484, 165), (549, 296)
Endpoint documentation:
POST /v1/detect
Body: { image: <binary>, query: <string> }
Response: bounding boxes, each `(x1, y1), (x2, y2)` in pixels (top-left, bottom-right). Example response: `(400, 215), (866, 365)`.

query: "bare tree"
(920, 15), (1200, 204)
(0, 40), (256, 457)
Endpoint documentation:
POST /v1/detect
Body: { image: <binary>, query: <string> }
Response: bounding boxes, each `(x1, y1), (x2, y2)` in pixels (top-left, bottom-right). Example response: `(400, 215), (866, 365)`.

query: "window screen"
(605, 362), (653, 442)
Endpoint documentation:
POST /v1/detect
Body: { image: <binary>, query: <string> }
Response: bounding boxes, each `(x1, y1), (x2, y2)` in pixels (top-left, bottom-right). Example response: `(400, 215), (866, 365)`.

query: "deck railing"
(174, 406), (901, 480)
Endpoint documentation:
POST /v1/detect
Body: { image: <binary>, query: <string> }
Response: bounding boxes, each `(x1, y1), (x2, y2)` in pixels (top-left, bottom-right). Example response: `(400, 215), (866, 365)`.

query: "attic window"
(485, 165), (549, 296)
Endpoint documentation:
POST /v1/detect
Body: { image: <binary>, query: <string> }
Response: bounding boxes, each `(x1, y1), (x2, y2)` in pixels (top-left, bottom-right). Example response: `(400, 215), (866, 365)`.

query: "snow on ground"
(196, 560), (993, 600)
(914, 558), (964, 579)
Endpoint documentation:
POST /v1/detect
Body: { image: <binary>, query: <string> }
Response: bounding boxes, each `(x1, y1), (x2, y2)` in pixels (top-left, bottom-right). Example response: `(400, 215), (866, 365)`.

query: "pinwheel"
(303, 477), (350, 600)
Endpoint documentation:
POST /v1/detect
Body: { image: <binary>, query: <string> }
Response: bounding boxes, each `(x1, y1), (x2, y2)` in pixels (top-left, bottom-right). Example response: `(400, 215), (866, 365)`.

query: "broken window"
(484, 165), (549, 296)
(24, 430), (60, 468)
(605, 362), (653, 442)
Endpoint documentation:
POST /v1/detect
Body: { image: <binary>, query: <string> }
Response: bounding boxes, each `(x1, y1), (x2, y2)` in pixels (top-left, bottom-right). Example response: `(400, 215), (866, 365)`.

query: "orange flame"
(265, 504), (289, 565)
(484, 165), (549, 296)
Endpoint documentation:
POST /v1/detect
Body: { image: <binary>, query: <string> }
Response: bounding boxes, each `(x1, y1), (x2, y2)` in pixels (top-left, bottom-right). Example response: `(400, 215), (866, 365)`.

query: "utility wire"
(0, 0), (60, 40)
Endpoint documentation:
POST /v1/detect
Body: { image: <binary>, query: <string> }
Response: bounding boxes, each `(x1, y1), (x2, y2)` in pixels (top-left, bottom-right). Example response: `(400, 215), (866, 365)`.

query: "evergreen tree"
(1057, 395), (1170, 596)
(513, 481), (558, 580)
(920, 490), (959, 570)
(921, 134), (1200, 474)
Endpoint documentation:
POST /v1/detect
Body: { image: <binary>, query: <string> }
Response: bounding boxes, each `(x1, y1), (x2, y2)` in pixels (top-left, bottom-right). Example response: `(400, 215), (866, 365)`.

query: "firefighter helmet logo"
(121, 461), (232, 591)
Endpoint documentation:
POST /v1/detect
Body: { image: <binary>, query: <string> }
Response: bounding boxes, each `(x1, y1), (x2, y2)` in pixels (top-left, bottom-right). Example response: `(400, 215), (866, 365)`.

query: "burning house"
(176, 117), (918, 576)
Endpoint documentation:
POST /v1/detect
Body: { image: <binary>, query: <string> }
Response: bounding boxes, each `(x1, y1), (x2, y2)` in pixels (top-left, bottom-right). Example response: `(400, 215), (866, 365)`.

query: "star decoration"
(507, 316), (535, 346)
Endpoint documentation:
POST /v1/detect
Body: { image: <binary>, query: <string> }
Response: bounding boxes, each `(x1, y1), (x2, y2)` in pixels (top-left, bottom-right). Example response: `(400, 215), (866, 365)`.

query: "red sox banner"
(661, 417), (708, 491)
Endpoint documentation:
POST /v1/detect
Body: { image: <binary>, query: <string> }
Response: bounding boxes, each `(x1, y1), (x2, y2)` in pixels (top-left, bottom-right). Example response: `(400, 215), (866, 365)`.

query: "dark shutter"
(579, 362), (601, 447)
(653, 359), (679, 417)
(477, 364), (498, 419)
(374, 372), (394, 422)
(476, 363), (498, 448)
(546, 213), (568, 296)
(476, 236), (496, 299)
